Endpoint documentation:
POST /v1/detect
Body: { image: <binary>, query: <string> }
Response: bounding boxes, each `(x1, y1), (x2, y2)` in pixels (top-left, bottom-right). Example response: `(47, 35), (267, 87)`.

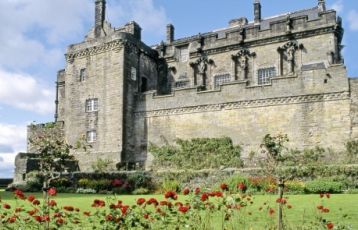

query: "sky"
(0, 0), (358, 178)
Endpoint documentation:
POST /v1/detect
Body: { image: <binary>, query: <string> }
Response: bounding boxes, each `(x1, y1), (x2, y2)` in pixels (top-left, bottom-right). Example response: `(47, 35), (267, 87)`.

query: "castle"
(14, 0), (358, 182)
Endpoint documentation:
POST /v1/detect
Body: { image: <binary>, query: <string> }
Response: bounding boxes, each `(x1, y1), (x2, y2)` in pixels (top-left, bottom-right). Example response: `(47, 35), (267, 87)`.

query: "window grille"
(86, 130), (97, 143)
(86, 99), (98, 112)
(214, 74), (231, 88)
(175, 81), (189, 88)
(258, 67), (276, 85)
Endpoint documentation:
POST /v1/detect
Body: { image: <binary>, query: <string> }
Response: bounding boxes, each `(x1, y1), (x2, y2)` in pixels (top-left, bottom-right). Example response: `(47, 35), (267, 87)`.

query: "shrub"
(91, 158), (115, 172)
(78, 178), (91, 188)
(160, 179), (180, 193)
(222, 174), (248, 193)
(345, 140), (358, 163)
(50, 177), (72, 188)
(76, 188), (97, 194)
(304, 179), (343, 194)
(132, 187), (150, 195)
(127, 172), (153, 191)
(150, 137), (243, 170)
(285, 180), (305, 194)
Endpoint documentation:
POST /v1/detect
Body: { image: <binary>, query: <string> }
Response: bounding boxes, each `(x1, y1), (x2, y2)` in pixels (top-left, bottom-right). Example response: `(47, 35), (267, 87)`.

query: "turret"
(95, 0), (106, 38)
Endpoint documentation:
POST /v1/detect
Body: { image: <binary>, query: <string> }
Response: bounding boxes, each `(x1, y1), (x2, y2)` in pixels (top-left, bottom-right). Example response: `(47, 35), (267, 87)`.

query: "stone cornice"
(65, 39), (123, 63)
(135, 91), (350, 118)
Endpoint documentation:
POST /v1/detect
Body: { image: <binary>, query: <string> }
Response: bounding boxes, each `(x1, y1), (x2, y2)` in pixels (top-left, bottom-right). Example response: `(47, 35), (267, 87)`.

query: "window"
(80, 68), (86, 82)
(86, 130), (97, 143)
(86, 99), (98, 112)
(214, 74), (231, 88)
(258, 67), (276, 85)
(175, 81), (189, 88)
(131, 67), (137, 81)
(179, 46), (189, 62)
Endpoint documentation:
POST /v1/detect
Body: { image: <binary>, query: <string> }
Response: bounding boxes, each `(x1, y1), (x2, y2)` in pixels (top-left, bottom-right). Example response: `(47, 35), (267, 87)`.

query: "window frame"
(214, 73), (231, 88)
(86, 130), (97, 143)
(85, 98), (98, 112)
(178, 46), (189, 62)
(79, 68), (86, 82)
(257, 67), (276, 85)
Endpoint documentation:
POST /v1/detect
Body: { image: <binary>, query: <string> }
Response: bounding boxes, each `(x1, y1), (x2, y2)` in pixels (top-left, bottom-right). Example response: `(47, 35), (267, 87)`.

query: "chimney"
(254, 0), (262, 24)
(166, 24), (175, 44)
(95, 0), (106, 38)
(318, 0), (326, 12)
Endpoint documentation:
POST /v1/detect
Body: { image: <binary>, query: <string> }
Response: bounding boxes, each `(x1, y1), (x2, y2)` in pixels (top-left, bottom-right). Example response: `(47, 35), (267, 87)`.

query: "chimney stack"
(95, 0), (106, 38)
(166, 24), (175, 44)
(318, 0), (326, 12)
(254, 0), (262, 24)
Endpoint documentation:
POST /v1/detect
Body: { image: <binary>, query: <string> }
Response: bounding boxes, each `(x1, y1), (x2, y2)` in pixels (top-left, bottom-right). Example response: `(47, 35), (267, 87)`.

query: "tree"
(28, 122), (84, 229)
(259, 134), (289, 230)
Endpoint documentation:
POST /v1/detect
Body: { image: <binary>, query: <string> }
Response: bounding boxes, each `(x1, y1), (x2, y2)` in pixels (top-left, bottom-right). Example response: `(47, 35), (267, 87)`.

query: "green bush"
(50, 177), (72, 188)
(160, 179), (180, 193)
(304, 179), (343, 194)
(127, 172), (153, 191)
(132, 187), (150, 195)
(222, 174), (248, 192)
(150, 137), (243, 170)
(285, 180), (305, 194)
(78, 178), (91, 188)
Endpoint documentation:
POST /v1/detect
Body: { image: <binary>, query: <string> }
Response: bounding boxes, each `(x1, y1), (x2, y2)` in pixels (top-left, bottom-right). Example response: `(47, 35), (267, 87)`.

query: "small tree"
(28, 122), (83, 229)
(259, 134), (289, 230)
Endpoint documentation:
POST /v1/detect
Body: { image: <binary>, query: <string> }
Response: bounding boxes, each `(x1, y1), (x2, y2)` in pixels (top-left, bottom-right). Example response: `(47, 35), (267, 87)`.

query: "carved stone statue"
(190, 54), (213, 88)
(279, 41), (299, 75)
(232, 48), (255, 80)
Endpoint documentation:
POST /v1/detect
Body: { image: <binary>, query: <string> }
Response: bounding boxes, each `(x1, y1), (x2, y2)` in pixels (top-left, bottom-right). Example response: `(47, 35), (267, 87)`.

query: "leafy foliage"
(91, 158), (114, 172)
(305, 179), (343, 193)
(150, 137), (243, 170)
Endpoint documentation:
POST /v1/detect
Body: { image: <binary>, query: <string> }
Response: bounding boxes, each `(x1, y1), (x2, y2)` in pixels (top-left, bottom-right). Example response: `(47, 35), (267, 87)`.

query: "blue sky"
(0, 0), (357, 178)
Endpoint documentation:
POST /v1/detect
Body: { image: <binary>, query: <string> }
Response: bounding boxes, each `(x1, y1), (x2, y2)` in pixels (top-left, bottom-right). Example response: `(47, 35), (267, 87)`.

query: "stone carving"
(232, 48), (256, 80)
(135, 92), (350, 118)
(278, 41), (301, 74)
(190, 53), (213, 88)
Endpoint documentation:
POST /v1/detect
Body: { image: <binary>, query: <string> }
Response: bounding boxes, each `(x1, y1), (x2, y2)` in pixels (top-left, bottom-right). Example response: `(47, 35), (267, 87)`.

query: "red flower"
(143, 213), (149, 219)
(325, 193), (331, 199)
(56, 218), (65, 225)
(48, 187), (57, 196)
(42, 215), (50, 222)
(175, 202), (183, 207)
(92, 199), (105, 208)
(220, 183), (229, 191)
(15, 207), (23, 212)
(27, 195), (35, 202)
(215, 191), (223, 197)
(146, 198), (158, 206)
(111, 179), (123, 187)
(121, 205), (129, 216)
(276, 198), (287, 204)
(137, 198), (146, 205)
(326, 222), (334, 229)
(75, 208), (80, 212)
(8, 216), (16, 223)
(322, 208), (330, 213)
(27, 209), (38, 216)
(83, 211), (91, 216)
(320, 193), (324, 198)
(201, 193), (209, 202)
(164, 191), (178, 200)
(237, 182), (247, 191)
(3, 203), (11, 209)
(287, 204), (292, 209)
(63, 206), (74, 212)
(269, 208), (275, 216)
(105, 214), (113, 221)
(34, 216), (42, 223)
(317, 205), (324, 210)
(182, 187), (190, 195)
(48, 200), (57, 207)
(14, 189), (25, 200)
(54, 212), (62, 218)
(178, 205), (190, 213)
(194, 188), (201, 195)
(32, 200), (40, 206)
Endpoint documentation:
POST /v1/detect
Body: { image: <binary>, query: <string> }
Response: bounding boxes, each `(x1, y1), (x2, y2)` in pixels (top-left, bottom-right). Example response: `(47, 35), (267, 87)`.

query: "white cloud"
(107, 0), (169, 39)
(348, 10), (358, 31)
(331, 0), (344, 13)
(0, 69), (55, 114)
(0, 123), (27, 178)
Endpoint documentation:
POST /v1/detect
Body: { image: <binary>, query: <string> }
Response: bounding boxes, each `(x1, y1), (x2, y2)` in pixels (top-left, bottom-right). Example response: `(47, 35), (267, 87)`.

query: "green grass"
(1, 191), (357, 229)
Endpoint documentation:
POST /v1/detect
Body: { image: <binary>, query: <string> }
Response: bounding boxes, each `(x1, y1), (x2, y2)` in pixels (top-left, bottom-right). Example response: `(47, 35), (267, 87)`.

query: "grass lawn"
(1, 191), (357, 229)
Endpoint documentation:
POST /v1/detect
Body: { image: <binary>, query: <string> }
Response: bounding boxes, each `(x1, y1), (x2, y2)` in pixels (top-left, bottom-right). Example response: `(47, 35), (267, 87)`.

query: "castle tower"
(318, 0), (326, 12)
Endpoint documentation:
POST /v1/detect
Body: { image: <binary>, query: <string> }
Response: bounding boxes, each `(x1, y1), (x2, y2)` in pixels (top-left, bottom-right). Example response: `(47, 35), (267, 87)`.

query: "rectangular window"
(258, 67), (276, 85)
(86, 130), (97, 143)
(131, 67), (137, 81)
(214, 74), (231, 88)
(86, 98), (98, 112)
(80, 68), (86, 82)
(179, 46), (189, 62)
(175, 81), (189, 88)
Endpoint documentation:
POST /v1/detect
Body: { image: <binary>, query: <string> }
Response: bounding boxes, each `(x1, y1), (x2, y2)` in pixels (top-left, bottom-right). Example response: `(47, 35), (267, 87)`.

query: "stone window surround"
(213, 73), (231, 88)
(86, 130), (97, 143)
(257, 67), (276, 85)
(178, 46), (189, 62)
(86, 98), (99, 112)
(79, 68), (87, 82)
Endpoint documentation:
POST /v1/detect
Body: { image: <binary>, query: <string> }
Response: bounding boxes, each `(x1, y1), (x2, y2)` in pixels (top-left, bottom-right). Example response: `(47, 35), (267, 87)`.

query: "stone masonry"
(14, 0), (358, 182)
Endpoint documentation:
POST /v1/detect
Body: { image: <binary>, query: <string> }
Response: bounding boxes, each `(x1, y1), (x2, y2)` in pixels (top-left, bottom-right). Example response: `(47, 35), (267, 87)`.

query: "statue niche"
(190, 53), (213, 90)
(232, 48), (255, 80)
(278, 41), (301, 75)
